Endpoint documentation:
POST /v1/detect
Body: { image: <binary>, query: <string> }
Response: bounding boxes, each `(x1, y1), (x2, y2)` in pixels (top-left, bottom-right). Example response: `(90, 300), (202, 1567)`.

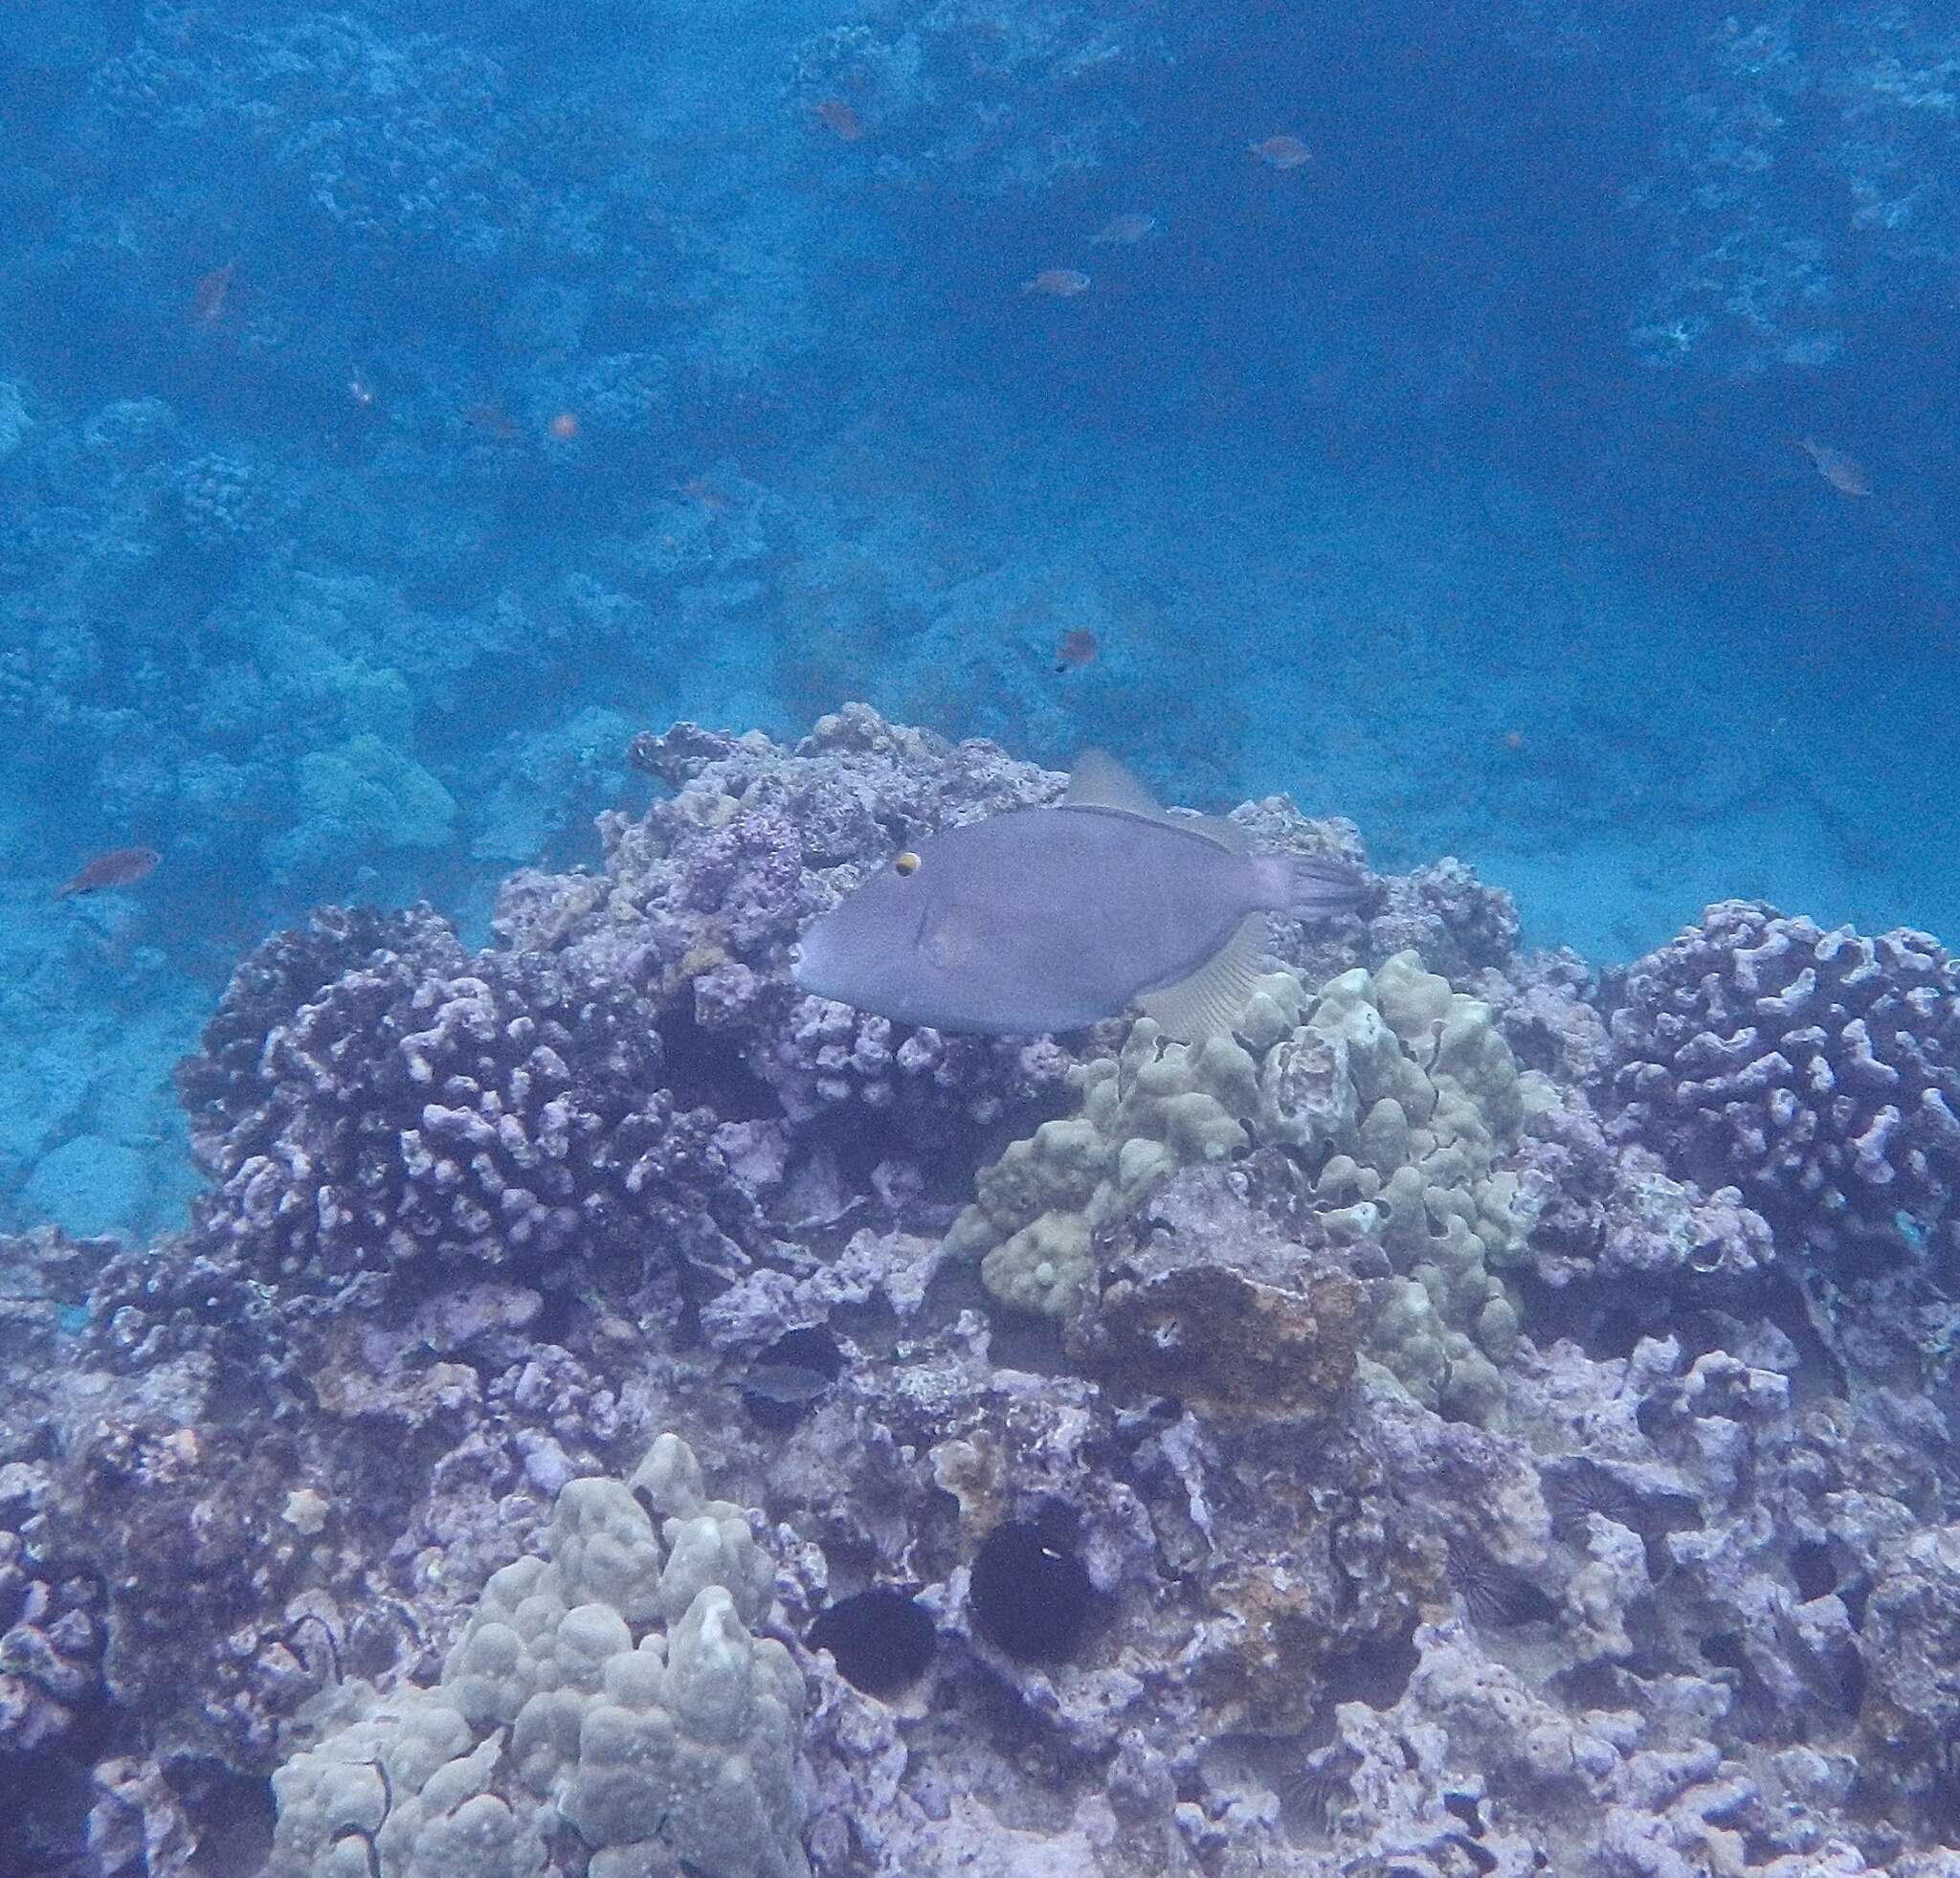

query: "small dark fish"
(812, 98), (863, 142)
(1054, 628), (1099, 672)
(738, 1363), (835, 1408)
(792, 752), (1366, 1041)
(191, 263), (234, 326)
(56, 846), (161, 901)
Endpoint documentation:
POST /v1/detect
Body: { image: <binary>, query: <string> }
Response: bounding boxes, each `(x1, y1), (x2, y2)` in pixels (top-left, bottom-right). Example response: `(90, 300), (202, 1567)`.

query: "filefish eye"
(893, 851), (922, 876)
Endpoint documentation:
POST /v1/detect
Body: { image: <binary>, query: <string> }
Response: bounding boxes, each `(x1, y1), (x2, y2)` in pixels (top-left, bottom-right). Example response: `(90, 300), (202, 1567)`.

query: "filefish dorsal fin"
(1190, 812), (1249, 853)
(1065, 749), (1162, 816)
(1137, 909), (1269, 1044)
(1067, 751), (1246, 853)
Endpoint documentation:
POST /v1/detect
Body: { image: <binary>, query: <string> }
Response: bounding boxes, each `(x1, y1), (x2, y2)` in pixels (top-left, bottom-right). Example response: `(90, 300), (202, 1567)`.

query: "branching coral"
(1604, 899), (1960, 1269)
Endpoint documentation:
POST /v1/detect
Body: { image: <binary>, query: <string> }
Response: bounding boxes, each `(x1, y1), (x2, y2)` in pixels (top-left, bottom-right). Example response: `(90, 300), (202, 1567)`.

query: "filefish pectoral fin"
(1137, 909), (1270, 1044)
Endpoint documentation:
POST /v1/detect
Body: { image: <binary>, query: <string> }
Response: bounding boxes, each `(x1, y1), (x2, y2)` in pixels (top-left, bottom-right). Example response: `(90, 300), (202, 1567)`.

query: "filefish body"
(791, 756), (1364, 1040)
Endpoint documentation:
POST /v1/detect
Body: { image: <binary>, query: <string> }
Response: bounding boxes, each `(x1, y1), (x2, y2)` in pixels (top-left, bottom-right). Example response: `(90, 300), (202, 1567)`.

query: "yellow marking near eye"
(894, 851), (922, 875)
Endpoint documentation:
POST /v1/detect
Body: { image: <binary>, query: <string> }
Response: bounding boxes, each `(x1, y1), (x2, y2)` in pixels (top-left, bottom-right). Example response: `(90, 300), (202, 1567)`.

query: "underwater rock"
(1066, 1161), (1366, 1420)
(1517, 1090), (1776, 1300)
(1370, 855), (1522, 980)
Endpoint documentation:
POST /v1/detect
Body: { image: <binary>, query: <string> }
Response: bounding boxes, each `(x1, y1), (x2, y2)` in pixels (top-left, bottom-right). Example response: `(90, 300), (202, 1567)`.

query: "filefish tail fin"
(1139, 910), (1269, 1044)
(1263, 852), (1370, 919)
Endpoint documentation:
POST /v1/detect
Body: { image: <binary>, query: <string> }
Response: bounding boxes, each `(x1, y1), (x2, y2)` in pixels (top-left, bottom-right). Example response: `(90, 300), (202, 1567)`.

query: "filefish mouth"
(791, 929), (857, 1006)
(789, 938), (826, 995)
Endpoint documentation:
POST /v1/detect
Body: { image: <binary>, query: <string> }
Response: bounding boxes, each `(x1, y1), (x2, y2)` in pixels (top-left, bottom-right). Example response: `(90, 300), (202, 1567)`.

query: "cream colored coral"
(951, 950), (1554, 1423)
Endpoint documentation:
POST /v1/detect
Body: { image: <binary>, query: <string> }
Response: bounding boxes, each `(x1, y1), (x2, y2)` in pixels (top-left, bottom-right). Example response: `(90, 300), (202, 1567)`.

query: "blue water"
(2, 0), (1956, 1238)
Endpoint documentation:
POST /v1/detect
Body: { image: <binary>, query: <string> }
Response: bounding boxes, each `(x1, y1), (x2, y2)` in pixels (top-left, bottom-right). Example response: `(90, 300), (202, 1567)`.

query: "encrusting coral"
(950, 949), (1554, 1420)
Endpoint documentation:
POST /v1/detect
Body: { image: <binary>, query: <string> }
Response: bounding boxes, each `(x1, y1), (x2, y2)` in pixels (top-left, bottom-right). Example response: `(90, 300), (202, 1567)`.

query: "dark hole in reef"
(1499, 1576), (1560, 1627)
(1635, 1493), (1705, 1582)
(1317, 1628), (1420, 1710)
(1841, 1575), (1872, 1631)
(1791, 1540), (1838, 1602)
(180, 1765), (276, 1877)
(767, 1325), (843, 1375)
(527, 1286), (577, 1349)
(0, 1751), (96, 1875)
(1553, 1659), (1644, 1710)
(1582, 1301), (1657, 1361)
(656, 1009), (783, 1122)
(1837, 1642), (1868, 1717)
(809, 1588), (936, 1695)
(1442, 1792), (1483, 1835)
(1701, 1631), (1748, 1671)
(970, 1504), (1097, 1662)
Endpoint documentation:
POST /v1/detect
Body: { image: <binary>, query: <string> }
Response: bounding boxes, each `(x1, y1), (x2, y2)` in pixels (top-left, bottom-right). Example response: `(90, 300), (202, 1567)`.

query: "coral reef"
(1602, 899), (1960, 1272)
(169, 900), (762, 1317)
(7, 721), (1960, 1878)
(268, 1434), (806, 1878)
(1621, 4), (1960, 373)
(950, 950), (1553, 1420)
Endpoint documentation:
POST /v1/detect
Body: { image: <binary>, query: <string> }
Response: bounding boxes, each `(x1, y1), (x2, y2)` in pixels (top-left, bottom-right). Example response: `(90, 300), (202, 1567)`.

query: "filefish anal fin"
(1136, 909), (1269, 1044)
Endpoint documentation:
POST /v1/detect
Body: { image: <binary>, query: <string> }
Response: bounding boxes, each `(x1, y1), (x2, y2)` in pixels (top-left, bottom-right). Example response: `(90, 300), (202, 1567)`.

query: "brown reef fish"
(56, 846), (161, 900)
(791, 752), (1365, 1041)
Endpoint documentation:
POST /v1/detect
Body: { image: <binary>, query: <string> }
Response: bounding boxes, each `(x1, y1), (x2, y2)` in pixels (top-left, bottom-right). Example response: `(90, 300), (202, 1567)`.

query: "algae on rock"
(947, 950), (1556, 1421)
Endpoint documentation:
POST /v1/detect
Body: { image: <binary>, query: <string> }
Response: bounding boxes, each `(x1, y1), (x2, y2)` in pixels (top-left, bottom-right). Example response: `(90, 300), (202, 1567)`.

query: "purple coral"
(0, 1485), (105, 1756)
(174, 902), (758, 1309)
(1602, 900), (1960, 1266)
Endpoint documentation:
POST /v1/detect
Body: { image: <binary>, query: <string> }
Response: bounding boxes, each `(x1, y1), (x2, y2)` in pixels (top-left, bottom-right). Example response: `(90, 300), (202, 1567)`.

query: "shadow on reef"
(6, 709), (1960, 1875)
